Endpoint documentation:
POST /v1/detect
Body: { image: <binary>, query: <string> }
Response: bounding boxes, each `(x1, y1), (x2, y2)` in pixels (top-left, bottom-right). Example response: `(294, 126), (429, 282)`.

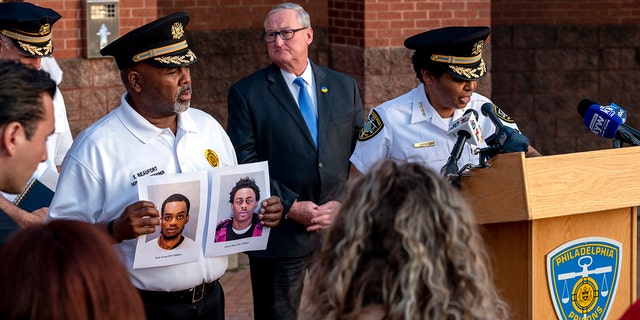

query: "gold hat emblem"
(205, 149), (219, 167)
(39, 24), (51, 36)
(171, 22), (184, 39)
(471, 40), (484, 56)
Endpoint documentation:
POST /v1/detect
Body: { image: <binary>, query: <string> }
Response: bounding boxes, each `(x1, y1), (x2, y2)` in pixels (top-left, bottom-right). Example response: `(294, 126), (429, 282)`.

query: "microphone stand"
(441, 134), (470, 189)
(614, 129), (640, 148)
(613, 138), (622, 149)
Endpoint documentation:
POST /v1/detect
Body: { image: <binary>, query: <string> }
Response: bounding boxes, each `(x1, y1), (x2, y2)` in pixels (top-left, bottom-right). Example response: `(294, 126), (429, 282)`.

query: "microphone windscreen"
(480, 102), (494, 117)
(583, 104), (623, 139)
(578, 99), (599, 118)
(464, 109), (478, 118)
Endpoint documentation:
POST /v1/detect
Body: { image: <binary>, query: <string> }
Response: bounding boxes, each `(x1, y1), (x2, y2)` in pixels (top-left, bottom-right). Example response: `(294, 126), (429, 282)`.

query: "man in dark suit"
(226, 3), (364, 319)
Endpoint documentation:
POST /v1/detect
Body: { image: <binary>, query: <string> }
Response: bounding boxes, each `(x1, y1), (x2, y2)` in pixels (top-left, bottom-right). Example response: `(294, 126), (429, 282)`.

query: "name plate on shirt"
(414, 141), (435, 148)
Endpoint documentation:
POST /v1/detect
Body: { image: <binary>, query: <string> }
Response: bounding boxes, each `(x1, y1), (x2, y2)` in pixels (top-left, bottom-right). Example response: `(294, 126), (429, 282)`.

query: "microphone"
(609, 103), (627, 123)
(577, 99), (640, 146)
(480, 103), (530, 153)
(481, 102), (506, 131)
(441, 109), (481, 176)
(448, 109), (484, 145)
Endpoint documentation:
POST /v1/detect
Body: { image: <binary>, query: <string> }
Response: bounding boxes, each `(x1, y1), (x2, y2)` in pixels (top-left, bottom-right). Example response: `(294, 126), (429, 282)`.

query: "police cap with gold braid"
(100, 12), (198, 70)
(404, 26), (490, 81)
(0, 2), (61, 58)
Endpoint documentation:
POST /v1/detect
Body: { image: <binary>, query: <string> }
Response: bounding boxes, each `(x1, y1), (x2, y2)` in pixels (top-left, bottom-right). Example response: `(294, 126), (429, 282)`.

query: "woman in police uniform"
(350, 26), (541, 175)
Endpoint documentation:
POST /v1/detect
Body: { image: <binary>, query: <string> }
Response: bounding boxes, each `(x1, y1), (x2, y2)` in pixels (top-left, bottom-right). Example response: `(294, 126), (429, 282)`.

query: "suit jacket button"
(318, 162), (324, 168)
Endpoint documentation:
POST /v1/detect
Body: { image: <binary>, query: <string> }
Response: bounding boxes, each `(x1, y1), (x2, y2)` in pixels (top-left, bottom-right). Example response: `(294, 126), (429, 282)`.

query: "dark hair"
(410, 50), (445, 83)
(162, 193), (191, 216)
(0, 220), (145, 320)
(0, 59), (56, 139)
(229, 177), (261, 203)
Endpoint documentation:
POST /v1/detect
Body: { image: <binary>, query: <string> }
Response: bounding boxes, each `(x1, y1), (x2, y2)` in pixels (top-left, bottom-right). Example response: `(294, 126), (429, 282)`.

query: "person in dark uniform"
(215, 177), (263, 242)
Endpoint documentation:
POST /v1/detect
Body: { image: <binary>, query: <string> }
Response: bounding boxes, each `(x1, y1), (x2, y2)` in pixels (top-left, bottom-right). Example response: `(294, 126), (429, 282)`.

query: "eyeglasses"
(263, 27), (308, 43)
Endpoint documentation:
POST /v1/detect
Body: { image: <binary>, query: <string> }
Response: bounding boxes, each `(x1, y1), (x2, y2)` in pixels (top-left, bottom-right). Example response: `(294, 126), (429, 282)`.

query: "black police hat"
(404, 26), (490, 81)
(0, 2), (61, 58)
(100, 12), (198, 70)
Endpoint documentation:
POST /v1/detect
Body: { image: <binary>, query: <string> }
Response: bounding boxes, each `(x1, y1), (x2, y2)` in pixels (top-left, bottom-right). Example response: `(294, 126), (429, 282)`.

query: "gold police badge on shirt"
(358, 110), (384, 141)
(205, 149), (219, 167)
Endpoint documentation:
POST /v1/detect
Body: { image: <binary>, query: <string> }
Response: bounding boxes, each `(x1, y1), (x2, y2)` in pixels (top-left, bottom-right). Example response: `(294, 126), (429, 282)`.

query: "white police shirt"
(48, 93), (237, 291)
(41, 57), (73, 170)
(350, 83), (520, 174)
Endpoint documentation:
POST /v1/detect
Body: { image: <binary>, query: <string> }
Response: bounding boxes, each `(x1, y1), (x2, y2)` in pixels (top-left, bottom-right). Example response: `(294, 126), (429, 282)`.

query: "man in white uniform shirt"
(0, 2), (73, 230)
(350, 26), (541, 175)
(47, 13), (282, 320)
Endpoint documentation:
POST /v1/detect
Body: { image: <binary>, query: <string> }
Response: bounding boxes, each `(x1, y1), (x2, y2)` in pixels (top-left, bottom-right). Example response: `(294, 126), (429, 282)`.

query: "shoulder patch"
(358, 110), (384, 141)
(493, 104), (515, 123)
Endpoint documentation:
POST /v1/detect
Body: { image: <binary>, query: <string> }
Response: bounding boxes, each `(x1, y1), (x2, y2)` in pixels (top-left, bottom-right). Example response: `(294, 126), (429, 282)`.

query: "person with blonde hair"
(301, 160), (508, 320)
(0, 220), (145, 319)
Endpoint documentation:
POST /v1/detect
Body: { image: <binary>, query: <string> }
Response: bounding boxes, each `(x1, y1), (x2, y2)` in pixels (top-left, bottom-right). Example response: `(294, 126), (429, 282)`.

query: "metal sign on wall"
(86, 0), (119, 58)
(546, 237), (622, 320)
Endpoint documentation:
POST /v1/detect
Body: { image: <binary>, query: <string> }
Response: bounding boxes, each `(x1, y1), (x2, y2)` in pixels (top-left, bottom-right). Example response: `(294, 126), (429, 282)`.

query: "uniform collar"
(410, 84), (473, 130)
(411, 83), (434, 124)
(118, 93), (198, 143)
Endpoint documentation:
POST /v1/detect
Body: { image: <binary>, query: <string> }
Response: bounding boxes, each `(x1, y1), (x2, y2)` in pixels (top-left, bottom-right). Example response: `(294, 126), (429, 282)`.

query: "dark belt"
(138, 280), (219, 304)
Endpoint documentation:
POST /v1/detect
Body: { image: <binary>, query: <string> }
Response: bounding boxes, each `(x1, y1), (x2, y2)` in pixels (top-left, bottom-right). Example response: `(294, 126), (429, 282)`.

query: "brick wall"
(23, 0), (161, 135)
(360, 0), (491, 48)
(157, 0), (328, 30)
(493, 0), (640, 25)
(32, 0), (159, 59)
(30, 0), (640, 156)
(31, 0), (332, 136)
(34, 0), (496, 137)
(491, 0), (640, 155)
(330, 0), (492, 114)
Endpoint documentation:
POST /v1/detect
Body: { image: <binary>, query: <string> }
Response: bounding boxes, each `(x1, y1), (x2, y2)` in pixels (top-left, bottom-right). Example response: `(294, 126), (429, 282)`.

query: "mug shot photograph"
(133, 171), (207, 269)
(205, 161), (270, 257)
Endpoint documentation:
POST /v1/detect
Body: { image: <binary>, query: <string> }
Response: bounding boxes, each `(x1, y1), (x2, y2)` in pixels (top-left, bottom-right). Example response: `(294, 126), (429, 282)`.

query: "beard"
(173, 84), (192, 113)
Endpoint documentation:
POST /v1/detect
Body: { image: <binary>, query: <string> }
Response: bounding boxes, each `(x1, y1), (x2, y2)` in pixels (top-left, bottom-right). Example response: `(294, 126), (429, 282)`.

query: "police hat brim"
(405, 26), (490, 81)
(100, 12), (198, 70)
(0, 2), (61, 58)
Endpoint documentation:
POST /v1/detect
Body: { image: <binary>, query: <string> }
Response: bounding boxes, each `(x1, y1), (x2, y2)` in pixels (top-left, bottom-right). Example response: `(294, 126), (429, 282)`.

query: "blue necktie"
(294, 77), (318, 148)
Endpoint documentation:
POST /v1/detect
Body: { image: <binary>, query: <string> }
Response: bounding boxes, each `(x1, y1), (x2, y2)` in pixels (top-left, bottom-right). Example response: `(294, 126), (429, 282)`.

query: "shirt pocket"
(401, 145), (451, 168)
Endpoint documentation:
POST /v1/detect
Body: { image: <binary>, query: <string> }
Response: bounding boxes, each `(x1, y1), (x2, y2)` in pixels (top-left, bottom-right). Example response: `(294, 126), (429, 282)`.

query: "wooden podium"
(459, 147), (639, 320)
